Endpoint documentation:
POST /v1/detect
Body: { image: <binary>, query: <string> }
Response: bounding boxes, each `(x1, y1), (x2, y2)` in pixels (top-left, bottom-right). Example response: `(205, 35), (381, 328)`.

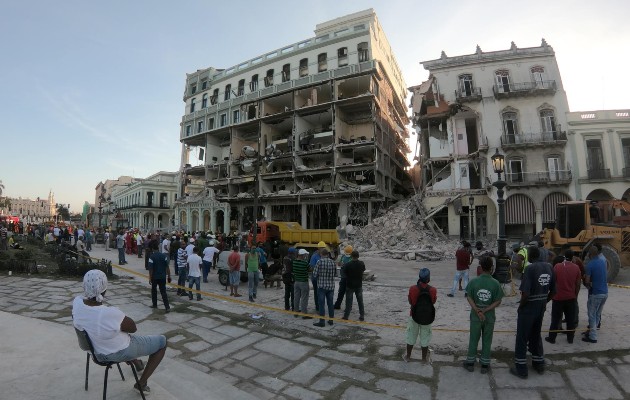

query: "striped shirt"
(292, 259), (309, 282)
(314, 257), (336, 291)
(177, 248), (187, 268)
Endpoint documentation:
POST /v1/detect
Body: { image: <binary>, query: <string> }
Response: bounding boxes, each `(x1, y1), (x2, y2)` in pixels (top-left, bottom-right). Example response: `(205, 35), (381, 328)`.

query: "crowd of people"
(407, 241), (609, 379)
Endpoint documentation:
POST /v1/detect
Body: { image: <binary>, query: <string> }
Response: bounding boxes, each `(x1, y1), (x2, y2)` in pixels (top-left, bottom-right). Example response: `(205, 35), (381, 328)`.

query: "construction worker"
(309, 241), (328, 311)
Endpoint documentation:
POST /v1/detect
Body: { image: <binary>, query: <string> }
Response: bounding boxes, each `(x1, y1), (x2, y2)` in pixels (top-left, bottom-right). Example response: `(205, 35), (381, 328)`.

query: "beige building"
(177, 9), (412, 232)
(566, 109), (630, 201)
(412, 40), (573, 241)
(0, 190), (56, 223)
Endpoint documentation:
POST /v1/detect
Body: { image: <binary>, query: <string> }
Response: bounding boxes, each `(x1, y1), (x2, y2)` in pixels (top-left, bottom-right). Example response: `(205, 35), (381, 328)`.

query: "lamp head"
(468, 195), (474, 206)
(491, 148), (505, 175)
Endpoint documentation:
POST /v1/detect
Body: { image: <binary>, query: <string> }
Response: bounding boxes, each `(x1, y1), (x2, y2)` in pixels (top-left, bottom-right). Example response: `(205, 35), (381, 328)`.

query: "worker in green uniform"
(463, 256), (504, 374)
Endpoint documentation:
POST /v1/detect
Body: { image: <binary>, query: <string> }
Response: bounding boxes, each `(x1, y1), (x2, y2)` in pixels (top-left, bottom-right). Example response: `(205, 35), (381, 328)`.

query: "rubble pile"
(348, 197), (463, 261)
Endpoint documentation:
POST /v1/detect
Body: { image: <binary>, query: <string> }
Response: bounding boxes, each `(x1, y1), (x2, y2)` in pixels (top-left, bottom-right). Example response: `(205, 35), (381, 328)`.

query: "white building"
(412, 40), (573, 241)
(0, 190), (56, 223)
(566, 109), (630, 201)
(177, 9), (412, 232)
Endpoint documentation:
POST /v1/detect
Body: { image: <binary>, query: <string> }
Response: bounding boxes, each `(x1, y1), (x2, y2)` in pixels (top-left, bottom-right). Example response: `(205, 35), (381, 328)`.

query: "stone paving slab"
(493, 367), (564, 388)
(244, 352), (292, 375)
(341, 386), (395, 400)
(375, 377), (431, 399)
(376, 359), (433, 378)
(282, 357), (329, 385)
(437, 366), (492, 399)
(255, 337), (313, 361)
(566, 367), (624, 399)
(606, 364), (630, 394)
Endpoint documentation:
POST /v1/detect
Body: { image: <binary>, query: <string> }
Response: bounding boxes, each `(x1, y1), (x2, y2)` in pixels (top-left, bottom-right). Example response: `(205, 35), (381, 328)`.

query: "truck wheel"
(240, 272), (248, 282)
(218, 270), (229, 286)
(601, 244), (621, 282)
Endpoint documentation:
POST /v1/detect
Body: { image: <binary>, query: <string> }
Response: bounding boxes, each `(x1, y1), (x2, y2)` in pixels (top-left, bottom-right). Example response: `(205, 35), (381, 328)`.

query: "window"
(458, 74), (474, 96)
(622, 138), (630, 168)
(586, 139), (604, 170)
(338, 47), (348, 67)
(250, 74), (259, 91)
(508, 159), (523, 182)
(495, 70), (510, 93)
(190, 98), (196, 113)
(237, 79), (245, 96)
(185, 125), (192, 137)
(202, 93), (208, 108)
(548, 157), (561, 181)
(201, 80), (207, 90)
(211, 89), (219, 105)
(282, 63), (290, 82)
(531, 66), (546, 86)
(224, 84), (231, 101)
(190, 83), (197, 95)
(540, 109), (556, 138)
(502, 111), (519, 140)
(197, 121), (204, 133)
(233, 110), (240, 124)
(208, 117), (215, 130)
(318, 53), (327, 72)
(299, 58), (308, 77)
(358, 42), (369, 62)
(264, 69), (274, 87)
(220, 113), (227, 127)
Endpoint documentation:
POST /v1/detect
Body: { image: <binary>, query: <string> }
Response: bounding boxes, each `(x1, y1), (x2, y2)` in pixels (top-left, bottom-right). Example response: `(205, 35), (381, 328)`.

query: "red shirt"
(552, 260), (581, 301)
(455, 248), (472, 270)
(408, 282), (437, 316)
(227, 251), (241, 272)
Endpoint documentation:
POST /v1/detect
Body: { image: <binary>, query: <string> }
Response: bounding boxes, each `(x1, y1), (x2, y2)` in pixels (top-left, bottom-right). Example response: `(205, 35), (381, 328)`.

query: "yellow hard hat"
(344, 245), (353, 255)
(317, 241), (327, 248)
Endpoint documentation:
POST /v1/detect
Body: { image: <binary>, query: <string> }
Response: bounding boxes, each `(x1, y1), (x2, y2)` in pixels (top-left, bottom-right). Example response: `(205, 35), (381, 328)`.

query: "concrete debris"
(347, 196), (465, 261)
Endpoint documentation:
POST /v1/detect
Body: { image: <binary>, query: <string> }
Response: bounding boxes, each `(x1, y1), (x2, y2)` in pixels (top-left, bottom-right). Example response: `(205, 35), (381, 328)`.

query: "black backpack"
(412, 285), (435, 325)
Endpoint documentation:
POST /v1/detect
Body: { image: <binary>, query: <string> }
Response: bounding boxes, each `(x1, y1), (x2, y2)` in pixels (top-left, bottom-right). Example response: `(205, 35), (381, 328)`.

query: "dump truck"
(247, 221), (340, 249)
(542, 200), (630, 282)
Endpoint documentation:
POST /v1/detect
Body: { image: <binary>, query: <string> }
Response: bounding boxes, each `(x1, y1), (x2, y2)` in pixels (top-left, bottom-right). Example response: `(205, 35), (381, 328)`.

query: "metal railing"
(493, 80), (556, 96)
(501, 131), (567, 145)
(455, 87), (482, 101)
(507, 170), (572, 185)
(587, 168), (611, 180)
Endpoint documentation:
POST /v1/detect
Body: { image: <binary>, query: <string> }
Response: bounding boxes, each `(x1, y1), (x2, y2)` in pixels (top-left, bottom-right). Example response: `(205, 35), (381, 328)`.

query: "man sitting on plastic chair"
(72, 270), (167, 394)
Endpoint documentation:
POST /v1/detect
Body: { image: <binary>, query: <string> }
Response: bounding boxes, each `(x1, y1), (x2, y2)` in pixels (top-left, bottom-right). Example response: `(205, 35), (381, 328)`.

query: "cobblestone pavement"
(1, 274), (629, 400)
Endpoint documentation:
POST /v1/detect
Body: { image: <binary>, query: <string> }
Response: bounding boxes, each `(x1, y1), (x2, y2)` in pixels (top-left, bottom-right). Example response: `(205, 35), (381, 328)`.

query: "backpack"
(412, 285), (435, 325)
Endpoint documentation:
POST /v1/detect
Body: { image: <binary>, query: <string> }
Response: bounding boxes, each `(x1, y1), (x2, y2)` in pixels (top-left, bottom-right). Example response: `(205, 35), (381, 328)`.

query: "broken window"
(211, 88), (219, 105)
(190, 98), (196, 113)
(508, 159), (523, 182)
(299, 58), (308, 77)
(540, 109), (556, 136)
(318, 53), (327, 72)
(250, 74), (259, 91)
(338, 47), (348, 67)
(282, 63), (290, 82)
(202, 93), (208, 108)
(495, 70), (510, 93)
(237, 79), (245, 96)
(224, 84), (231, 101)
(264, 69), (274, 87)
(458, 74), (474, 96)
(502, 111), (518, 141)
(357, 42), (369, 62)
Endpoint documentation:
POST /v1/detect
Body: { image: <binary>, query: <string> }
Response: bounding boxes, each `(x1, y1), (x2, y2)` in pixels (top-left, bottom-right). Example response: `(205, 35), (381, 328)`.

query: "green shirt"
(465, 274), (503, 321)
(292, 259), (309, 282)
(246, 252), (259, 272)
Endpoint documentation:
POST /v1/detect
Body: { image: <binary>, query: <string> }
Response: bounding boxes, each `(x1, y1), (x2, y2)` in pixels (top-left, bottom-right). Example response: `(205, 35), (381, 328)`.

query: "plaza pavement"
(1, 245), (630, 399)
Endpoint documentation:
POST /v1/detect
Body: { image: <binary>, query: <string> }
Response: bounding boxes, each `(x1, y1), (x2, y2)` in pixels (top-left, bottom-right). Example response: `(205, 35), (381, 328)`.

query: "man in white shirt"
(53, 226), (61, 243)
(202, 242), (220, 283)
(185, 238), (195, 257)
(187, 247), (203, 301)
(104, 230), (111, 251)
(137, 233), (144, 259)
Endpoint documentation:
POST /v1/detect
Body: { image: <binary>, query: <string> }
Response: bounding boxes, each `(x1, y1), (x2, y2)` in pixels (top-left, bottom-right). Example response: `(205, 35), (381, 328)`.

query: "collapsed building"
(411, 40), (574, 241)
(176, 9), (413, 232)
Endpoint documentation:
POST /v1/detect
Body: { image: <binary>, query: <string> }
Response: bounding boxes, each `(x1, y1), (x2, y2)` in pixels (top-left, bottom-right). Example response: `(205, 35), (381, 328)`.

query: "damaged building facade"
(178, 9), (411, 232)
(411, 40), (574, 241)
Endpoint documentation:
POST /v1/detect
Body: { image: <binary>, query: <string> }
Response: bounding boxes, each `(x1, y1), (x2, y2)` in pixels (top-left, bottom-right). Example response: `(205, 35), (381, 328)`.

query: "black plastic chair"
(74, 328), (146, 400)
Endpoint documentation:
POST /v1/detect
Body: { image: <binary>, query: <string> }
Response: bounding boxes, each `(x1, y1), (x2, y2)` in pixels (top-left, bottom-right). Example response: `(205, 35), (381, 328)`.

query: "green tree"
(0, 180), (4, 196)
(56, 203), (70, 221)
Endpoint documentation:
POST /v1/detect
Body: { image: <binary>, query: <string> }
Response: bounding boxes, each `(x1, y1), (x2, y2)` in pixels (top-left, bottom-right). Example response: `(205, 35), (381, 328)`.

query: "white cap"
(298, 249), (309, 255)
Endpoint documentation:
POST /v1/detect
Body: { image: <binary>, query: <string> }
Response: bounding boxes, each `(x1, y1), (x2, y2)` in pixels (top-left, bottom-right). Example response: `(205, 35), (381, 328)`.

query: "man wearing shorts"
(403, 268), (436, 363)
(228, 246), (242, 297)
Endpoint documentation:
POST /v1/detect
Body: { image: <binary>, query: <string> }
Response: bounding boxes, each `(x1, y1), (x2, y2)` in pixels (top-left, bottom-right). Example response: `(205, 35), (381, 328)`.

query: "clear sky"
(1, 0), (628, 213)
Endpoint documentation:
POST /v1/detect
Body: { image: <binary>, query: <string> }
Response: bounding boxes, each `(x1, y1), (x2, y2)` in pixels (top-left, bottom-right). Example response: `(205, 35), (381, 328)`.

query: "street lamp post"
(491, 149), (507, 256)
(468, 195), (475, 242)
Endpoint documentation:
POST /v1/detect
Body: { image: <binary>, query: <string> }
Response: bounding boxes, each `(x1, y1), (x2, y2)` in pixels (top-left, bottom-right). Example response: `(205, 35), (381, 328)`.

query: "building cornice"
(422, 45), (554, 71)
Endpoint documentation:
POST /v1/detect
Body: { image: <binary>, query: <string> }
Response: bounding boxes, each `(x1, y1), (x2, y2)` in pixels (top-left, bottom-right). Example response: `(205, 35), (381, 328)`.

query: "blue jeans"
(188, 276), (201, 299)
(451, 269), (469, 295)
(317, 288), (334, 322)
(202, 260), (212, 282)
(177, 267), (187, 294)
(587, 293), (607, 340)
(118, 248), (126, 264)
(248, 271), (259, 298)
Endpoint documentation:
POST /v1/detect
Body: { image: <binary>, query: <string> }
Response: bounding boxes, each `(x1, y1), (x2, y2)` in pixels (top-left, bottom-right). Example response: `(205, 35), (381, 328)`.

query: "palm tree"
(0, 180), (4, 196)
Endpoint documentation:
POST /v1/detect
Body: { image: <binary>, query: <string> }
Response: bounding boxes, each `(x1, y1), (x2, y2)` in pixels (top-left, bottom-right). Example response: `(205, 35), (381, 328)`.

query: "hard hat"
(344, 245), (353, 255)
(298, 249), (309, 255)
(317, 241), (326, 248)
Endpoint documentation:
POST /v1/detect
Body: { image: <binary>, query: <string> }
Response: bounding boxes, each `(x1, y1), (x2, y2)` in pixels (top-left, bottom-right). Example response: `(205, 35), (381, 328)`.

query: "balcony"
(455, 87), (482, 102)
(507, 170), (572, 187)
(587, 168), (611, 181)
(501, 131), (567, 149)
(493, 80), (556, 99)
